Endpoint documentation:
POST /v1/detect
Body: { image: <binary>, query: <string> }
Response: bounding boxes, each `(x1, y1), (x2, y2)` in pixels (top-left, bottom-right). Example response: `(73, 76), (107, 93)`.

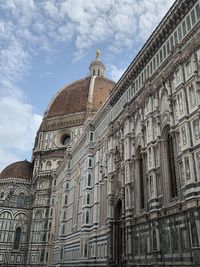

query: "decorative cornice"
(109, 0), (197, 106)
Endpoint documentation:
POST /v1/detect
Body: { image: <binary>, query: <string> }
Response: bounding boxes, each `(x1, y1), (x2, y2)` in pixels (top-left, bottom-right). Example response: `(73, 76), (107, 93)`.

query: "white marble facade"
(0, 0), (200, 266)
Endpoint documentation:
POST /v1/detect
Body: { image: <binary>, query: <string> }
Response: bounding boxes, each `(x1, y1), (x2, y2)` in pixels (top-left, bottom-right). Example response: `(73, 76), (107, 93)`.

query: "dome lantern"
(89, 49), (105, 77)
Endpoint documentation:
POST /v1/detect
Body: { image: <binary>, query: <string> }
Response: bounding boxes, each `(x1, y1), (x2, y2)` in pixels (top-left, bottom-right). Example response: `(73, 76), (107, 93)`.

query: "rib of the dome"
(91, 77), (115, 112)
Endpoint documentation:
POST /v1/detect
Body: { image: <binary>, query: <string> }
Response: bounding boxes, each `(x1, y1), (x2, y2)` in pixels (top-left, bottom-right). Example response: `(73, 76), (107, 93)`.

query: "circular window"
(61, 134), (71, 146)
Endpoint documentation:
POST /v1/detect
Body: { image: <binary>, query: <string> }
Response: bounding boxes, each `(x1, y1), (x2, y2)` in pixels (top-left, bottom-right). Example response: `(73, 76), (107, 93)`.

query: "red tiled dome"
(0, 160), (33, 180)
(46, 76), (115, 118)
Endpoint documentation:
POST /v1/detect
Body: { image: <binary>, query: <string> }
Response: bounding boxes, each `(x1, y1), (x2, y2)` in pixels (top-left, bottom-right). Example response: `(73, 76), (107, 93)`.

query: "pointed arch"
(13, 227), (22, 250)
(161, 125), (177, 199)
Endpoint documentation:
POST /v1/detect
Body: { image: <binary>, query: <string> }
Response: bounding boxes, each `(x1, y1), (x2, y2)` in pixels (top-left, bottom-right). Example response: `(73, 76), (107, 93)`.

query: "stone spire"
(89, 49), (105, 77)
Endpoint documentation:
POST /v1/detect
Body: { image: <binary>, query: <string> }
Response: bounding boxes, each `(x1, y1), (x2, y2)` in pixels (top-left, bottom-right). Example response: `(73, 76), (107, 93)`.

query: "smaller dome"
(0, 160), (33, 180)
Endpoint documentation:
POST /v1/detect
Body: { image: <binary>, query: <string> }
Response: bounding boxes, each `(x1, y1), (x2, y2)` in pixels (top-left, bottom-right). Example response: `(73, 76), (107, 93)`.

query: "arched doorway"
(114, 199), (123, 267)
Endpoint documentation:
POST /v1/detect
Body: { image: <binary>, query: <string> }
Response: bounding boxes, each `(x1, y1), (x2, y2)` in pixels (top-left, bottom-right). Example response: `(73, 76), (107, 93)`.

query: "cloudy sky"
(0, 0), (175, 171)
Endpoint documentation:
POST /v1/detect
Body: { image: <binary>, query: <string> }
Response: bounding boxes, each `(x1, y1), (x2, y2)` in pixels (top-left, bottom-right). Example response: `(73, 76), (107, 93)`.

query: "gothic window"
(62, 224), (65, 234)
(64, 195), (68, 205)
(186, 15), (191, 30)
(88, 158), (92, 168)
(178, 92), (183, 114)
(42, 233), (46, 241)
(89, 131), (94, 142)
(63, 211), (66, 220)
(193, 118), (200, 139)
(190, 214), (199, 247)
(40, 250), (44, 262)
(179, 161), (185, 186)
(174, 30), (178, 45)
(189, 84), (197, 108)
(17, 193), (25, 208)
(88, 174), (91, 186)
(186, 60), (192, 77)
(57, 161), (62, 168)
(191, 9), (196, 25)
(184, 156), (191, 180)
(53, 179), (56, 186)
(137, 147), (145, 209)
(50, 209), (53, 217)
(196, 152), (200, 175)
(167, 132), (177, 198)
(178, 25), (183, 41)
(176, 131), (181, 152)
(86, 194), (90, 205)
(46, 161), (51, 170)
(196, 3), (200, 19)
(171, 227), (179, 252)
(0, 192), (4, 198)
(86, 211), (89, 224)
(84, 244), (88, 258)
(156, 173), (162, 196)
(46, 252), (48, 262)
(98, 69), (100, 76)
(152, 229), (157, 251)
(181, 126), (187, 144)
(66, 182), (69, 189)
(182, 20), (187, 36)
(13, 227), (21, 250)
(170, 35), (174, 49)
(173, 99), (178, 118)
(149, 175), (154, 197)
(35, 211), (42, 220)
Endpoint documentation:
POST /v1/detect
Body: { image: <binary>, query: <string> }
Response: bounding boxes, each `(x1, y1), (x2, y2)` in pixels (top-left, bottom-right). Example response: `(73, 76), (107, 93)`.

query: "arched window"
(167, 131), (177, 198)
(14, 227), (21, 250)
(46, 252), (49, 262)
(42, 233), (46, 242)
(136, 147), (145, 209)
(50, 209), (53, 217)
(88, 174), (91, 186)
(86, 211), (89, 224)
(17, 193), (25, 208)
(98, 69), (100, 76)
(66, 182), (69, 190)
(87, 194), (90, 205)
(84, 243), (88, 257)
(161, 126), (178, 199)
(88, 158), (92, 167)
(64, 195), (68, 205)
(46, 161), (51, 170)
(63, 211), (66, 220)
(57, 161), (62, 168)
(62, 224), (65, 234)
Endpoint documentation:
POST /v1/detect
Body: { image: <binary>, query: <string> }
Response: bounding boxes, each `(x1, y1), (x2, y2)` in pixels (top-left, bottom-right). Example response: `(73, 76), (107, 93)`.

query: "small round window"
(61, 134), (71, 146)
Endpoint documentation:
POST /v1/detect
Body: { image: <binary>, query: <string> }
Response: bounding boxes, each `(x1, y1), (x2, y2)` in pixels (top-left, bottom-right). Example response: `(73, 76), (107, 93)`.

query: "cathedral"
(0, 0), (200, 266)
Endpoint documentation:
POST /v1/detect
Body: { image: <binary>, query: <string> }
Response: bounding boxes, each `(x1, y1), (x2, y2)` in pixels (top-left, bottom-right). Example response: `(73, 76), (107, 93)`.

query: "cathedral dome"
(0, 160), (33, 180)
(46, 76), (115, 118)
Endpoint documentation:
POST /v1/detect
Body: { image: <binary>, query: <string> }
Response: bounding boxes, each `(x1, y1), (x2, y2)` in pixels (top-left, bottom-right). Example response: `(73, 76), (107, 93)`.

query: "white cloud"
(109, 64), (126, 81)
(0, 0), (175, 170)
